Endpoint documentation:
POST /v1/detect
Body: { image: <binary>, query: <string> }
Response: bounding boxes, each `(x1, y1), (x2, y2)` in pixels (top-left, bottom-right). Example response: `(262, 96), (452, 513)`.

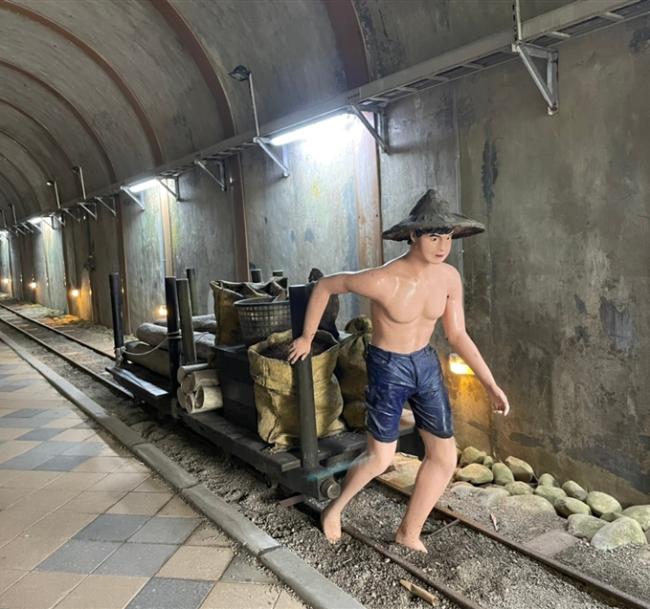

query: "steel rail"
(299, 490), (648, 609)
(432, 503), (650, 609)
(0, 309), (131, 398)
(0, 301), (114, 358)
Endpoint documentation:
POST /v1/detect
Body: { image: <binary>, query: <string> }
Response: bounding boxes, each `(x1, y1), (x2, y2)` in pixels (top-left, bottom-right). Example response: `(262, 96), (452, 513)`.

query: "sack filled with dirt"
(248, 329), (345, 450)
(336, 316), (373, 429)
(210, 277), (288, 345)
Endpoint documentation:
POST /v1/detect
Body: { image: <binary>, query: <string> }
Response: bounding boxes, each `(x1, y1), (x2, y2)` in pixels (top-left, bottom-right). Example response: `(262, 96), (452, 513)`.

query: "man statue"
(288, 189), (510, 552)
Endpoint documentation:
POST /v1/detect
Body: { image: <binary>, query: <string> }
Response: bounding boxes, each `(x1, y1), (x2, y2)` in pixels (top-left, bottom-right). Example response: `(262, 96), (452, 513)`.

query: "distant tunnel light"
(70, 288), (80, 298)
(449, 353), (475, 376)
(157, 305), (167, 318)
(269, 113), (356, 147)
(127, 178), (159, 194)
(1, 278), (9, 285)
(28, 281), (37, 290)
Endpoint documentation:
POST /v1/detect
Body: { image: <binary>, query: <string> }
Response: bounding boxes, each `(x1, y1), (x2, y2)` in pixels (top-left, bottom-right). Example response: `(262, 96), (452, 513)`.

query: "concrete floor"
(0, 341), (305, 609)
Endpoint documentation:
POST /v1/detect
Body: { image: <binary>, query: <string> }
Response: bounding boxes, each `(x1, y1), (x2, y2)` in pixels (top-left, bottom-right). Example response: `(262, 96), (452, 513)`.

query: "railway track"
(297, 485), (649, 609)
(0, 300), (131, 398)
(0, 299), (646, 609)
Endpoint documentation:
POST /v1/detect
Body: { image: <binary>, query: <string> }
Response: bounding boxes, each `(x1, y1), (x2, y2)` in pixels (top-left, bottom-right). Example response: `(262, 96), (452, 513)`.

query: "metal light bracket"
(349, 105), (389, 153)
(21, 222), (35, 234)
(156, 177), (181, 200)
(119, 186), (145, 211)
(252, 137), (290, 177)
(62, 207), (82, 222)
(78, 201), (97, 220)
(194, 159), (227, 191)
(512, 41), (559, 115)
(94, 196), (117, 216)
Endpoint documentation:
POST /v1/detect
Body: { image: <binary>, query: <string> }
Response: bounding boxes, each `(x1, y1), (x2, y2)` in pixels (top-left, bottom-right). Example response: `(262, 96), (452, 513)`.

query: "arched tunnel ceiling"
(0, 0), (578, 221)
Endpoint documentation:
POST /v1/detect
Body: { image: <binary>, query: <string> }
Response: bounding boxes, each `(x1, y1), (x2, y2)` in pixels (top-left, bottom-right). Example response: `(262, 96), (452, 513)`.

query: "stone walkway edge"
(0, 330), (365, 609)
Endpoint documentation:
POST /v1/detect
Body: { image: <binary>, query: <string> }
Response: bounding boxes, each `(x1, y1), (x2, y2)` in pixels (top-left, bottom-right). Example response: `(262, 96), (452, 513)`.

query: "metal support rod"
(186, 268), (198, 315)
(78, 202), (97, 220)
(72, 166), (87, 200)
(23, 222), (38, 233)
(514, 0), (523, 42)
(94, 196), (116, 216)
(176, 278), (197, 365)
(194, 160), (226, 191)
(289, 283), (319, 470)
(119, 186), (145, 211)
(0, 209), (7, 229)
(10, 203), (18, 226)
(248, 73), (261, 137)
(108, 272), (125, 361)
(156, 178), (179, 200)
(253, 137), (290, 177)
(349, 106), (389, 153)
(165, 276), (182, 414)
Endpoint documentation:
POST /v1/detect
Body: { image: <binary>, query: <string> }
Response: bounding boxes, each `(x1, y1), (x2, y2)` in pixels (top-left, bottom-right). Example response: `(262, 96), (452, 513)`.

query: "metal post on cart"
(165, 276), (182, 418)
(289, 284), (319, 471)
(177, 278), (197, 365)
(185, 268), (198, 315)
(108, 272), (124, 363)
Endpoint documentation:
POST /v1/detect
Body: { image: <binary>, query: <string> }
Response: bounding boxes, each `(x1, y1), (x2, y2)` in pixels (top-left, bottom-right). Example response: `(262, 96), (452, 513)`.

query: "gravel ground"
(1, 302), (647, 609)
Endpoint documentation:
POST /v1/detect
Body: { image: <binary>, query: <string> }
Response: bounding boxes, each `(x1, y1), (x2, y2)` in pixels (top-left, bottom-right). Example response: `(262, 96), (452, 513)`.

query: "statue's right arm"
(288, 268), (385, 363)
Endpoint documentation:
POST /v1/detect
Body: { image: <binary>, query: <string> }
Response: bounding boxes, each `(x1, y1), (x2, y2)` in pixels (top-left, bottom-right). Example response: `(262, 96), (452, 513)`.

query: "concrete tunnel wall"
(0, 2), (647, 504)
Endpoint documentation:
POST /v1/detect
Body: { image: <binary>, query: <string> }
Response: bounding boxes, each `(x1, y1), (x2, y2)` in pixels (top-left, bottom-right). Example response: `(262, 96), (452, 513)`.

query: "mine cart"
(107, 271), (423, 501)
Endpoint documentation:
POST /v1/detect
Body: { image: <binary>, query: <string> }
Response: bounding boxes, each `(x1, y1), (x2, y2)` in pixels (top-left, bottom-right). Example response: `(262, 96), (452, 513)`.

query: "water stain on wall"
(599, 297), (636, 353)
(481, 138), (498, 215)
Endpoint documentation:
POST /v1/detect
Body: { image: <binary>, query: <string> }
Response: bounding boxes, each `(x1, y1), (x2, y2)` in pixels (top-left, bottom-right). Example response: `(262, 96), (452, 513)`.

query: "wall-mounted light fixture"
(1, 278), (9, 285)
(449, 353), (475, 376)
(28, 280), (37, 290)
(70, 288), (80, 298)
(228, 64), (290, 177)
(128, 178), (159, 194)
(157, 305), (167, 318)
(28, 217), (43, 226)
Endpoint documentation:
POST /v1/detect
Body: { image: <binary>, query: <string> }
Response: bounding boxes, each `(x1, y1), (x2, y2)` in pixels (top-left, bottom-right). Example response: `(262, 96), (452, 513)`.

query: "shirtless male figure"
(288, 189), (510, 552)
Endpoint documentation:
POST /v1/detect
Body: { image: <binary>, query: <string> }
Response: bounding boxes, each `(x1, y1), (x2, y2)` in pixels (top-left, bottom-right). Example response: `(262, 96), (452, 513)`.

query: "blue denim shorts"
(364, 343), (454, 443)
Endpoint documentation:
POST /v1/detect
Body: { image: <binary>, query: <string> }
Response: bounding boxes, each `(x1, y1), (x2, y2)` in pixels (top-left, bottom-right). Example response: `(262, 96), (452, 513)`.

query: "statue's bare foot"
(395, 529), (428, 553)
(320, 505), (342, 543)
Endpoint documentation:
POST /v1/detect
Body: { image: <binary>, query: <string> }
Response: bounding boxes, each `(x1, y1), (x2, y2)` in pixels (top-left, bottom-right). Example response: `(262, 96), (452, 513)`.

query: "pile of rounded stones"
(452, 446), (649, 551)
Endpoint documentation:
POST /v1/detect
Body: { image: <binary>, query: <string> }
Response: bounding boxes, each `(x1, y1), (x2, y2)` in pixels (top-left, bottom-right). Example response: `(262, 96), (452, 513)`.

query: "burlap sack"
(210, 278), (288, 345)
(336, 316), (373, 429)
(248, 329), (345, 450)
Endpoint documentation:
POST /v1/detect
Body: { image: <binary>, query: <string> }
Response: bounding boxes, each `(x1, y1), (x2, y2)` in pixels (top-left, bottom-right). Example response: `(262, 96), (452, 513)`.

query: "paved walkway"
(0, 341), (306, 609)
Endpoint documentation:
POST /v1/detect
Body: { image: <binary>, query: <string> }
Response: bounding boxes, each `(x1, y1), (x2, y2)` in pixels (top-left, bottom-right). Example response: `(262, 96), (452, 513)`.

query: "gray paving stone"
(26, 441), (80, 457)
(75, 514), (150, 542)
(220, 555), (276, 584)
(0, 383), (30, 392)
(95, 542), (178, 577)
(128, 517), (200, 545)
(0, 451), (52, 470)
(125, 577), (213, 609)
(16, 428), (66, 441)
(36, 454), (92, 471)
(3, 408), (48, 418)
(62, 442), (104, 456)
(36, 539), (121, 574)
(0, 417), (42, 429)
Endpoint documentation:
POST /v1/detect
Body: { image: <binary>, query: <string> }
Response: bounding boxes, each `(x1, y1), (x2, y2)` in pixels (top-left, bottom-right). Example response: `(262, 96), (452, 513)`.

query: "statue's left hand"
(488, 385), (510, 416)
